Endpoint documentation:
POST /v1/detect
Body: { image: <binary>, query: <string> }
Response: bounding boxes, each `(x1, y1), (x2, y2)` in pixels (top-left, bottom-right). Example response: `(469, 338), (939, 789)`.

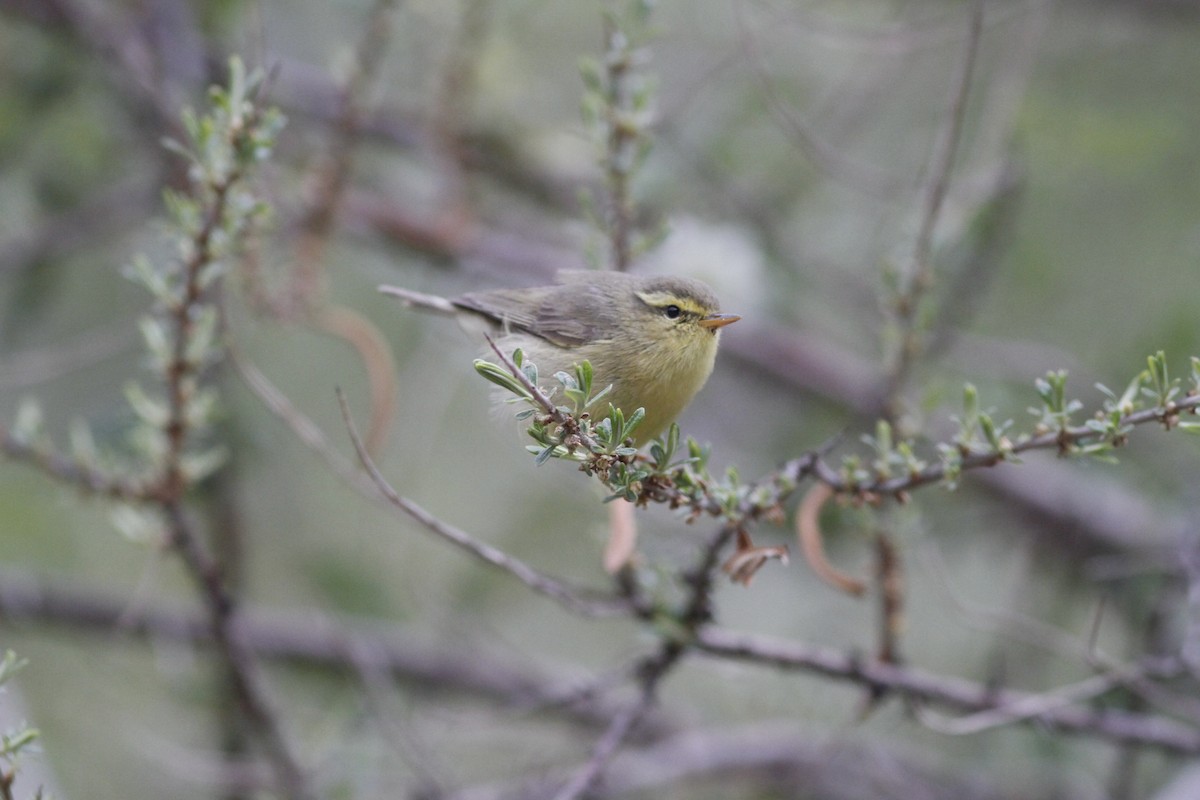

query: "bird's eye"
(665, 304), (682, 319)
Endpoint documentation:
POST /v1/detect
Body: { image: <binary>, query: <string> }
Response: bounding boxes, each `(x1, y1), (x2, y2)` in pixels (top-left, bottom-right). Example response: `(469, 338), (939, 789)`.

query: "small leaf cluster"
(851, 419), (931, 487)
(474, 353), (745, 518)
(129, 62), (278, 474)
(938, 383), (1013, 488)
(0, 651), (45, 800)
(1039, 351), (1193, 454)
(579, 0), (657, 172)
(577, 0), (664, 264)
(850, 352), (1200, 494)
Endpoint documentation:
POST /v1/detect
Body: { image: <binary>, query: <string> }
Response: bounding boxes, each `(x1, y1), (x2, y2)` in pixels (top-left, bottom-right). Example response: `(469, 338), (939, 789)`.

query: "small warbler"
(379, 270), (739, 444)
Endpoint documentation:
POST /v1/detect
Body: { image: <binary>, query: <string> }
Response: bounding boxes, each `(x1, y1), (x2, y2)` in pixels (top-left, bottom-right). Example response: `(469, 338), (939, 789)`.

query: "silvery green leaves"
(936, 383), (1012, 489)
(474, 354), (643, 464)
(473, 351), (728, 514)
(97, 58), (279, 541)
(578, 0), (662, 269)
(0, 649), (41, 776)
(842, 352), (1200, 494)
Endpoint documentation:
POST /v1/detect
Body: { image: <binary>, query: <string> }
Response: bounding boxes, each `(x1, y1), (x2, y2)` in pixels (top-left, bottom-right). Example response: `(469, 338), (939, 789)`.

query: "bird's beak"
(699, 313), (741, 331)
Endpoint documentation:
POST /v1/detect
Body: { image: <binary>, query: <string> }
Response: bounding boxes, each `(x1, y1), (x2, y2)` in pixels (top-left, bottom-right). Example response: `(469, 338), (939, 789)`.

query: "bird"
(379, 270), (739, 445)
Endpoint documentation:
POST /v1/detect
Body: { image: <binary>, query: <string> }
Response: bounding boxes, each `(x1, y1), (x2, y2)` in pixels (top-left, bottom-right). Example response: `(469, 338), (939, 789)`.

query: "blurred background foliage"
(2, 0), (1200, 798)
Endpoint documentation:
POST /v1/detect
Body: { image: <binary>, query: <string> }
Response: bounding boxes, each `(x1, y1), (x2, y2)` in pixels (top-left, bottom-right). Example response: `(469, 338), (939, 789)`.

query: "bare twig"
(446, 720), (1022, 800)
(882, 0), (987, 414)
(551, 644), (684, 800)
(241, 350), (630, 618)
(0, 425), (156, 502)
(290, 0), (400, 312)
(696, 627), (1200, 755)
(335, 387), (632, 618)
(733, 1), (902, 196)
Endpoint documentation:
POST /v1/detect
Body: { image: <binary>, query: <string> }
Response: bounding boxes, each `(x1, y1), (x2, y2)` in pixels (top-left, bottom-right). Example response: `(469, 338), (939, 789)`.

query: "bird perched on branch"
(379, 270), (739, 445)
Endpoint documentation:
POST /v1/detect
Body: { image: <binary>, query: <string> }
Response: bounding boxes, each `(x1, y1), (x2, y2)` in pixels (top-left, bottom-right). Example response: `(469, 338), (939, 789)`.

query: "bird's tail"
(378, 285), (458, 315)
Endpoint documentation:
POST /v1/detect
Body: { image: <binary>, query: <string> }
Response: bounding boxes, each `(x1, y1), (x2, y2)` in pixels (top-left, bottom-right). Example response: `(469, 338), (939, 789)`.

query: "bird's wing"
(454, 282), (620, 348)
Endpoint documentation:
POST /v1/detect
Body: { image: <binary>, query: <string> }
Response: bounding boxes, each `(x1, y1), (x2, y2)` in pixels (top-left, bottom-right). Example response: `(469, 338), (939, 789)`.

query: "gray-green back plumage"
(452, 270), (719, 349)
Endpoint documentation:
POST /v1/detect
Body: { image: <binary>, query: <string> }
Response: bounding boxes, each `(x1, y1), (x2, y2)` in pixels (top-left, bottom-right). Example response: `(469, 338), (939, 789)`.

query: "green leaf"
(522, 360), (539, 386)
(473, 359), (532, 399)
(12, 398), (46, 444)
(109, 504), (166, 545)
(68, 418), (99, 467)
(554, 371), (579, 392)
(622, 407), (646, 441)
(180, 445), (228, 483)
(584, 382), (613, 410)
(575, 359), (594, 395)
(125, 382), (169, 427)
(0, 650), (29, 684)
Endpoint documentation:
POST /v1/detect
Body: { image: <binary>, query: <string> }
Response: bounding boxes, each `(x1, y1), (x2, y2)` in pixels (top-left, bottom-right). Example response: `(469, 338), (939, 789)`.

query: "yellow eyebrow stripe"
(634, 291), (709, 315)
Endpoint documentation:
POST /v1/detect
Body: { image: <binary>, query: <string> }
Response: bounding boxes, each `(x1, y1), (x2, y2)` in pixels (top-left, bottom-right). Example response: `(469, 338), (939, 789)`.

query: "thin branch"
(912, 0), (986, 284)
(733, 0), (903, 196)
(335, 387), (632, 618)
(696, 627), (1200, 755)
(0, 569), (663, 734)
(159, 504), (312, 800)
(882, 0), (987, 413)
(288, 0), (400, 315)
(446, 719), (1023, 800)
(0, 425), (157, 502)
(239, 351), (630, 618)
(551, 644), (684, 800)
(809, 392), (1200, 497)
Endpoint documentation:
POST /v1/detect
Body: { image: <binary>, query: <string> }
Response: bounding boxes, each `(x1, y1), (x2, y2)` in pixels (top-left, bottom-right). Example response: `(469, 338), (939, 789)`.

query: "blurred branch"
(2, 0), (205, 138)
(287, 0), (399, 316)
(0, 421), (157, 502)
(447, 720), (1029, 800)
(239, 0), (403, 460)
(733, 1), (903, 196)
(881, 0), (986, 417)
(0, 323), (134, 390)
(551, 643), (683, 800)
(346, 187), (579, 279)
(432, 0), (494, 212)
(0, 569), (667, 736)
(581, 0), (659, 271)
(695, 627), (1200, 755)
